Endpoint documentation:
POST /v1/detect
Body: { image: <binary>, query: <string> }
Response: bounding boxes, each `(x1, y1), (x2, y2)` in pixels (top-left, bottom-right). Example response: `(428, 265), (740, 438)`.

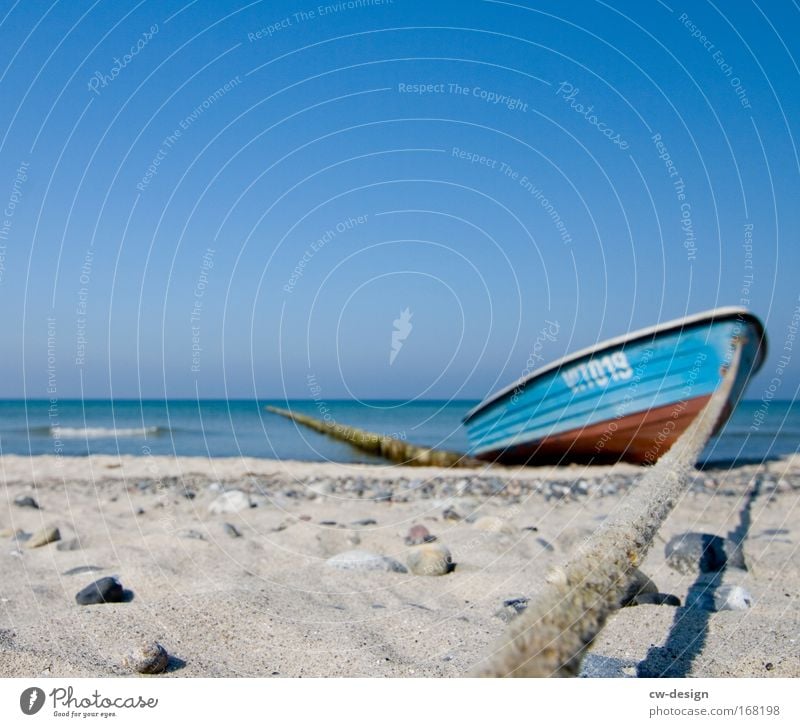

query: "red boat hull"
(477, 394), (735, 465)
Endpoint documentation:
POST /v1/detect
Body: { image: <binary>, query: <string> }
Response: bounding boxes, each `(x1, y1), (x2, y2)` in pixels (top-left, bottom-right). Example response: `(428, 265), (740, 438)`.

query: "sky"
(0, 0), (798, 401)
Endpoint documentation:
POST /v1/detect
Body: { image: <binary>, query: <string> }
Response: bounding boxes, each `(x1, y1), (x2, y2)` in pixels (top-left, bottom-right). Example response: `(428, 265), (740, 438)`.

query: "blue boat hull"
(464, 309), (766, 465)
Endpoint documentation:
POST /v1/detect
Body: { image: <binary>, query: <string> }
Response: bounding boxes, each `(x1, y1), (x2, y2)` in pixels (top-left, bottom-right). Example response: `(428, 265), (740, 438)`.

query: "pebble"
(473, 516), (515, 535)
(26, 526), (61, 549)
(208, 490), (253, 515)
(13, 495), (40, 509)
(123, 641), (170, 674)
(495, 596), (529, 623)
(75, 577), (126, 605)
(686, 584), (752, 612)
(326, 550), (407, 573)
(223, 523), (242, 538)
(404, 524), (436, 545)
(62, 565), (103, 576)
(442, 506), (462, 521)
(535, 537), (555, 552)
(406, 543), (454, 576)
(351, 518), (377, 526)
(665, 532), (746, 574)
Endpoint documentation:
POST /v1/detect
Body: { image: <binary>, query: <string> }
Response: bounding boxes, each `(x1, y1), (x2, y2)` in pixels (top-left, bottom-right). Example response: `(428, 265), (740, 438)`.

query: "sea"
(0, 399), (796, 467)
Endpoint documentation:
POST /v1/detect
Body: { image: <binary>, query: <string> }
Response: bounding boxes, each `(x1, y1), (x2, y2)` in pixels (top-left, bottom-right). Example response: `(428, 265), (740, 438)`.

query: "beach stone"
(123, 641), (169, 674)
(495, 596), (529, 623)
(473, 516), (515, 535)
(407, 543), (454, 576)
(351, 518), (377, 526)
(13, 495), (40, 509)
(442, 506), (462, 521)
(665, 532), (746, 574)
(688, 584), (752, 612)
(62, 565), (103, 576)
(223, 523), (242, 538)
(75, 577), (126, 605)
(619, 569), (659, 607)
(26, 526), (60, 549)
(326, 550), (407, 573)
(208, 490), (252, 515)
(535, 537), (555, 552)
(404, 524), (436, 545)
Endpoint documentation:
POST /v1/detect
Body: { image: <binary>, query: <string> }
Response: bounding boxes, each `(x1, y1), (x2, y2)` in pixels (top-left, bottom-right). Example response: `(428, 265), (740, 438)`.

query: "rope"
(471, 344), (742, 677)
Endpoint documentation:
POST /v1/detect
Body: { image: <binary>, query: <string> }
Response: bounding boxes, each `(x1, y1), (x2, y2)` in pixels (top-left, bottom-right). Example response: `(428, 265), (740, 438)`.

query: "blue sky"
(0, 0), (797, 400)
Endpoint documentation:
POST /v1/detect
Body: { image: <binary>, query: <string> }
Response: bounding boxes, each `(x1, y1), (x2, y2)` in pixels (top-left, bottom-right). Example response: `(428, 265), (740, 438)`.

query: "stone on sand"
(13, 495), (40, 509)
(326, 550), (407, 573)
(75, 576), (126, 605)
(495, 596), (529, 623)
(123, 641), (170, 674)
(26, 526), (60, 549)
(407, 543), (454, 576)
(442, 506), (462, 521)
(687, 584), (752, 612)
(208, 490), (253, 515)
(404, 524), (436, 545)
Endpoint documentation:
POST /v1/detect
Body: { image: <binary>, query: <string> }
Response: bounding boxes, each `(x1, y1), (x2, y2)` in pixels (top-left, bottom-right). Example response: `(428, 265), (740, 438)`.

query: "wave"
(30, 425), (169, 439)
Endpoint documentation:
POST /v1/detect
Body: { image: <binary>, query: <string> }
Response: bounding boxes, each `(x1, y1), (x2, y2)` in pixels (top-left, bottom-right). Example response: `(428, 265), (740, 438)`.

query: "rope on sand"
(470, 345), (742, 677)
(264, 405), (483, 468)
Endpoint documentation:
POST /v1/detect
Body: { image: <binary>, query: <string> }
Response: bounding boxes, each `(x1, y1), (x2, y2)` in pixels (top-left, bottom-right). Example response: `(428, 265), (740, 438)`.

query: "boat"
(463, 307), (767, 465)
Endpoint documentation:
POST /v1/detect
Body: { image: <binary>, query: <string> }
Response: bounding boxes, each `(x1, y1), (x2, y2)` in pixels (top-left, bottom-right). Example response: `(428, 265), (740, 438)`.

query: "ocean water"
(0, 399), (796, 466)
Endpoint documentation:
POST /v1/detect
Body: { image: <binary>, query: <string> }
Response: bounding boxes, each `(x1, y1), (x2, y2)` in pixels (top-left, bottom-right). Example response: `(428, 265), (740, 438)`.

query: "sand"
(0, 453), (798, 677)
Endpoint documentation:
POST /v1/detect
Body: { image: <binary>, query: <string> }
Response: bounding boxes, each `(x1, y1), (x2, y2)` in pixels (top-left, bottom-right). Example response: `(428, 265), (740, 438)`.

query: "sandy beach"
(1, 453), (798, 678)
